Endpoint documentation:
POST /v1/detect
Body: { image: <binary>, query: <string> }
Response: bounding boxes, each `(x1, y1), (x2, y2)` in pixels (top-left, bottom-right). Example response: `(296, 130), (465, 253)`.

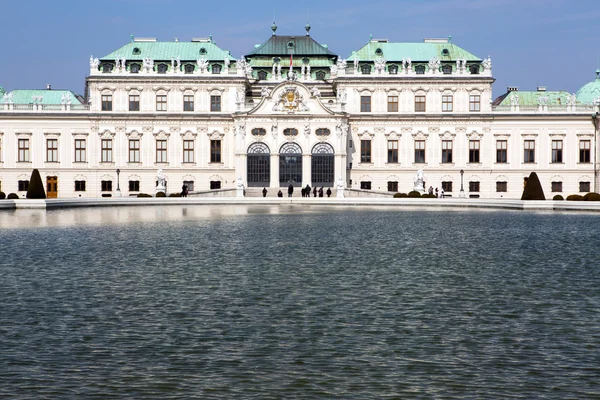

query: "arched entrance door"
(311, 143), (334, 187)
(247, 142), (270, 187)
(279, 142), (302, 187)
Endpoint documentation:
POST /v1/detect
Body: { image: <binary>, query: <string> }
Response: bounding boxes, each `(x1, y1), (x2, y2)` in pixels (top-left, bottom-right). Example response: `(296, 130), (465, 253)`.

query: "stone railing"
(1, 104), (91, 113)
(493, 104), (599, 114)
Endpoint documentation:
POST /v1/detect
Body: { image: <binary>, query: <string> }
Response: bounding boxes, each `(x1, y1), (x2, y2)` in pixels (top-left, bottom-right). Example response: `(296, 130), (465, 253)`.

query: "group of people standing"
(428, 186), (445, 198)
(262, 184), (333, 198)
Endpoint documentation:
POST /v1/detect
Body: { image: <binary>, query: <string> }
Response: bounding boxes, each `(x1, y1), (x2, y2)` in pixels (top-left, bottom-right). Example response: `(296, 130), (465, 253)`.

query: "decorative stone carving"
(261, 87), (272, 97)
(537, 96), (549, 106)
(60, 93), (71, 105)
(428, 57), (440, 74)
(374, 57), (386, 74)
(336, 123), (348, 138)
(510, 94), (520, 106)
(272, 86), (309, 113)
(413, 169), (425, 193)
(337, 89), (347, 103)
(236, 88), (245, 105)
(310, 86), (321, 97)
(337, 58), (347, 70)
(89, 56), (99, 69)
(482, 56), (492, 71)
(143, 57), (154, 73)
(402, 57), (412, 72)
(197, 58), (209, 73)
(304, 124), (311, 137)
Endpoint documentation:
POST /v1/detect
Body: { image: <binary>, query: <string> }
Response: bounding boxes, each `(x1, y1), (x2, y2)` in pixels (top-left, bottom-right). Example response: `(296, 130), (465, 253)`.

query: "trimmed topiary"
(408, 191), (422, 198)
(137, 193), (152, 198)
(552, 195), (564, 201)
(583, 192), (600, 201)
(0, 192), (5, 199)
(566, 194), (584, 201)
(169, 193), (181, 197)
(156, 191), (166, 197)
(521, 172), (545, 200)
(26, 169), (46, 199)
(422, 194), (437, 198)
(393, 193), (401, 198)
(7, 193), (19, 199)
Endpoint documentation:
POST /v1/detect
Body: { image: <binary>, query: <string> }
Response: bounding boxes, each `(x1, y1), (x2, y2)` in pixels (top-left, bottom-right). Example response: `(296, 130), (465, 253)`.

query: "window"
(524, 140), (535, 163)
(388, 181), (398, 192)
(442, 64), (452, 74)
(18, 180), (29, 191)
(129, 139), (140, 162)
(388, 140), (398, 163)
(551, 182), (562, 192)
(257, 71), (268, 80)
(415, 95), (426, 112)
(156, 140), (167, 163)
(442, 95), (453, 112)
(129, 95), (140, 111)
(183, 95), (194, 111)
(283, 128), (298, 136)
(469, 181), (480, 192)
(360, 181), (372, 190)
(361, 140), (371, 163)
(210, 140), (221, 163)
(101, 63), (112, 73)
(101, 95), (112, 111)
(361, 96), (371, 112)
(74, 181), (86, 192)
(210, 181), (221, 189)
(315, 71), (326, 80)
(496, 181), (507, 192)
(156, 95), (167, 111)
(579, 182), (590, 192)
(415, 65), (425, 74)
(182, 181), (194, 192)
(388, 65), (398, 74)
(469, 65), (480, 74)
(211, 95), (221, 112)
(551, 140), (563, 163)
(315, 128), (330, 136)
(129, 180), (140, 192)
(157, 64), (168, 74)
(469, 140), (480, 163)
(18, 139), (29, 162)
(252, 128), (267, 136)
(469, 95), (481, 112)
(414, 140), (425, 163)
(211, 64), (222, 74)
(183, 140), (194, 163)
(46, 139), (58, 162)
(497, 140), (507, 163)
(101, 180), (112, 192)
(442, 181), (453, 193)
(74, 139), (86, 162)
(360, 64), (371, 74)
(580, 140), (591, 163)
(101, 139), (112, 162)
(387, 96), (398, 112)
(442, 140), (453, 163)
(184, 64), (195, 74)
(130, 63), (140, 73)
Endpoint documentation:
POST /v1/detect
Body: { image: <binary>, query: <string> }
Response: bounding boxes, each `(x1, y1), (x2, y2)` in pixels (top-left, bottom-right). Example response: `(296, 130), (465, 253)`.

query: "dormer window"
(212, 64), (222, 74)
(199, 47), (207, 55)
(157, 64), (168, 74)
(360, 64), (372, 75)
(415, 65), (425, 75)
(469, 64), (480, 75)
(302, 57), (309, 65)
(273, 57), (280, 64)
(442, 64), (452, 74)
(375, 48), (383, 55)
(133, 47), (141, 55)
(130, 63), (141, 73)
(315, 70), (326, 80)
(287, 41), (294, 48)
(388, 64), (398, 74)
(257, 70), (268, 80)
(184, 64), (195, 74)
(101, 63), (113, 73)
(441, 48), (450, 56)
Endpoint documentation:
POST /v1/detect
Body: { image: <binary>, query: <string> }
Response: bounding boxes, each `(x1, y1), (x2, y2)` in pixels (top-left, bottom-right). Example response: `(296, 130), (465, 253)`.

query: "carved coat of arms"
(273, 86), (309, 113)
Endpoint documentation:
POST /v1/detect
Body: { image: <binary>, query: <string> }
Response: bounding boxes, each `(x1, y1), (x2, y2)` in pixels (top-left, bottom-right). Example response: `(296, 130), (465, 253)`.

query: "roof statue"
(510, 94), (519, 106)
(310, 86), (320, 97)
(402, 57), (411, 72)
(197, 58), (208, 73)
(89, 56), (99, 69)
(374, 57), (386, 74)
(260, 87), (272, 97)
(482, 56), (492, 71)
(428, 57), (440, 73)
(143, 57), (154, 73)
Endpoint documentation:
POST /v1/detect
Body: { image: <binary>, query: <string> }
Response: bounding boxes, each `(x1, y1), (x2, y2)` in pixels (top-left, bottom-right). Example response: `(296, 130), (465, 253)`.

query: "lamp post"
(116, 168), (121, 197)
(459, 169), (465, 198)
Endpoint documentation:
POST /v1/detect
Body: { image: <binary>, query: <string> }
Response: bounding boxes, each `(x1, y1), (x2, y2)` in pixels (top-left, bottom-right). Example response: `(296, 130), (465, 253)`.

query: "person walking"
(181, 184), (188, 197)
(305, 184), (311, 198)
(288, 184), (294, 197)
(313, 187), (317, 197)
(262, 187), (268, 197)
(318, 187), (324, 197)
(435, 187), (439, 198)
(326, 188), (332, 197)
(440, 188), (445, 198)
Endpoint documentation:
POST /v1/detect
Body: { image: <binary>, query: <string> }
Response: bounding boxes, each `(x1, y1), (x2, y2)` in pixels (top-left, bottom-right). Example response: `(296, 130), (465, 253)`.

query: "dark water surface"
(1, 206), (599, 399)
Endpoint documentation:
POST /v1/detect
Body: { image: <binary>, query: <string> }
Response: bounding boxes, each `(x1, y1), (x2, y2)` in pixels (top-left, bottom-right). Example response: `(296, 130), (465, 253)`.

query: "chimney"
(46, 84), (51, 90)
(537, 86), (547, 92)
(507, 86), (518, 92)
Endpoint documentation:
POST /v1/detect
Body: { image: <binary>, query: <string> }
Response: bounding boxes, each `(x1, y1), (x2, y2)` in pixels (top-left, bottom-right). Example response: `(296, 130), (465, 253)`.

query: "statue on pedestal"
(413, 169), (425, 193)
(156, 169), (166, 194)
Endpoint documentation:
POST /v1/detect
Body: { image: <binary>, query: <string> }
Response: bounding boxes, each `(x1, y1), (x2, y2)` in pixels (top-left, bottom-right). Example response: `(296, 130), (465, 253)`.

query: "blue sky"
(0, 0), (598, 98)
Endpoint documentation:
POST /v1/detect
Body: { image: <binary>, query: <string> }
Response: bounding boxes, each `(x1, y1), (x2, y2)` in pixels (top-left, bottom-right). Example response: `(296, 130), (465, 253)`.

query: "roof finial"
(209, 33), (213, 43)
(271, 21), (277, 35)
(448, 34), (452, 43)
(305, 10), (311, 36)
(130, 34), (134, 42)
(369, 33), (373, 42)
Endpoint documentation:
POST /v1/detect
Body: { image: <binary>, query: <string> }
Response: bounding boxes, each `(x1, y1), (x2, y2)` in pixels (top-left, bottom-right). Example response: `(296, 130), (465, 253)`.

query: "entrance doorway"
(279, 143), (302, 187)
(47, 176), (58, 198)
(311, 143), (334, 187)
(247, 142), (270, 187)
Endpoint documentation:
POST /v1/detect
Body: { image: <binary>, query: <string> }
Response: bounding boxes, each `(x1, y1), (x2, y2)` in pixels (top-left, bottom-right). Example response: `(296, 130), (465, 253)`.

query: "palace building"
(1, 24), (599, 198)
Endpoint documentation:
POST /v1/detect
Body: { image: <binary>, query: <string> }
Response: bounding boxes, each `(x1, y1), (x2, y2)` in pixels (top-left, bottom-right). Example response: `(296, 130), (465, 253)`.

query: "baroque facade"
(1, 26), (599, 198)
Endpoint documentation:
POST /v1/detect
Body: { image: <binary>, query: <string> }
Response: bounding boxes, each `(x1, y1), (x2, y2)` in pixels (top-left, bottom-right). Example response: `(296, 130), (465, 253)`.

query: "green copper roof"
(0, 89), (83, 104)
(246, 35), (337, 57)
(250, 57), (333, 68)
(348, 41), (481, 62)
(575, 69), (600, 105)
(101, 41), (235, 61)
(495, 90), (573, 106)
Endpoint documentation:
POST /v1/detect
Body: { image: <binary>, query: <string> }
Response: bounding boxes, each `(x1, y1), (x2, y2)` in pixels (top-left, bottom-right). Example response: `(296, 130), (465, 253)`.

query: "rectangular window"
(414, 140), (425, 163)
(442, 95), (453, 112)
(360, 181), (372, 190)
(18, 180), (29, 191)
(101, 180), (113, 192)
(579, 140), (591, 163)
(387, 96), (398, 112)
(496, 181), (507, 192)
(387, 140), (398, 163)
(497, 140), (507, 163)
(361, 96), (371, 112)
(415, 95), (426, 112)
(469, 95), (480, 112)
(387, 181), (398, 192)
(210, 181), (221, 189)
(156, 95), (167, 111)
(524, 140), (535, 163)
(210, 95), (221, 112)
(551, 140), (563, 163)
(442, 140), (453, 163)
(74, 180), (86, 192)
(129, 95), (140, 111)
(551, 182), (562, 192)
(183, 180), (194, 192)
(469, 181), (480, 192)
(74, 139), (86, 162)
(18, 139), (29, 162)
(129, 139), (140, 163)
(469, 140), (480, 163)
(183, 140), (194, 163)
(101, 95), (112, 111)
(361, 140), (371, 163)
(46, 139), (58, 162)
(101, 139), (112, 163)
(129, 180), (140, 192)
(579, 181), (590, 192)
(442, 181), (453, 193)
(183, 95), (195, 112)
(210, 140), (221, 163)
(156, 140), (167, 163)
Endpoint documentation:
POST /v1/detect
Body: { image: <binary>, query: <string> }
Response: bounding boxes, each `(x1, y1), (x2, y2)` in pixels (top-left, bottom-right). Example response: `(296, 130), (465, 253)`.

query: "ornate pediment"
(357, 130), (375, 140)
(466, 130), (482, 140)
(439, 131), (456, 140)
(98, 129), (115, 139)
(153, 130), (170, 140)
(126, 130), (143, 139)
(180, 130), (197, 140)
(384, 130), (401, 140)
(411, 130), (429, 140)
(272, 85), (309, 113)
(208, 130), (225, 140)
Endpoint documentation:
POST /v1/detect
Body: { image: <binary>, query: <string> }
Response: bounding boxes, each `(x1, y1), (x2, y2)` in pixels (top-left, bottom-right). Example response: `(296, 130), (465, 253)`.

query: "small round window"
(200, 47), (207, 55)
(133, 47), (141, 55)
(442, 48), (450, 56)
(287, 41), (294, 48)
(375, 48), (383, 55)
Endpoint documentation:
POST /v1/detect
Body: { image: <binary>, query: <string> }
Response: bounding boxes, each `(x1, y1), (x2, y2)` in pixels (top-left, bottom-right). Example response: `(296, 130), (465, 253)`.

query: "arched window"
(361, 64), (372, 75)
(375, 48), (383, 56)
(251, 128), (266, 136)
(130, 63), (141, 73)
(315, 128), (330, 136)
(247, 142), (270, 187)
(257, 70), (268, 80)
(157, 64), (168, 74)
(132, 47), (141, 55)
(441, 48), (450, 56)
(212, 64), (222, 74)
(102, 63), (113, 73)
(315, 71), (326, 80)
(184, 64), (195, 74)
(199, 47), (207, 55)
(311, 143), (334, 187)
(388, 64), (398, 74)
(442, 64), (452, 74)
(469, 64), (480, 75)
(302, 57), (310, 65)
(415, 65), (426, 74)
(280, 143), (302, 187)
(283, 128), (298, 136)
